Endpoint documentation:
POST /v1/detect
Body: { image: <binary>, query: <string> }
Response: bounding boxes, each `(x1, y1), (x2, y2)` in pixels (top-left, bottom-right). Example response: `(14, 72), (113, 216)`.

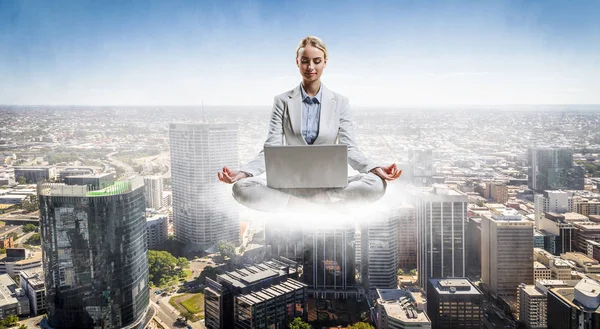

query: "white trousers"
(232, 172), (386, 212)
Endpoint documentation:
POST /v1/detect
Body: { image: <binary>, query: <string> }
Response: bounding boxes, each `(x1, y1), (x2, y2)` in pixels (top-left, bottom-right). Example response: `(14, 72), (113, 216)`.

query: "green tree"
(26, 233), (41, 245)
(409, 269), (417, 276)
(22, 223), (37, 233)
(348, 322), (375, 329)
(148, 250), (189, 287)
(289, 317), (310, 329)
(218, 241), (236, 259)
(0, 249), (4, 255)
(397, 269), (404, 276)
(17, 176), (26, 185)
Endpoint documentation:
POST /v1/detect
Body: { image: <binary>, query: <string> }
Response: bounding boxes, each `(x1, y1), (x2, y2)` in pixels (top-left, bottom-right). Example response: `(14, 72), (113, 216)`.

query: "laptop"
(264, 144), (348, 189)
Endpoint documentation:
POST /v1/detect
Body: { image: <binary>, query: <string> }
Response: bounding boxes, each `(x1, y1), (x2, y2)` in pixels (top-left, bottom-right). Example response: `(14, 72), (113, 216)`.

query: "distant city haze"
(1, 0), (599, 106)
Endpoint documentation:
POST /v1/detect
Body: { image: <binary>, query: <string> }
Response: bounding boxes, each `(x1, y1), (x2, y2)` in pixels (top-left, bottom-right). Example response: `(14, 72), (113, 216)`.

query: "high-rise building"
(465, 217), (482, 280)
(169, 123), (239, 249)
(204, 259), (307, 329)
(146, 213), (168, 250)
(426, 278), (483, 329)
(573, 221), (600, 253)
(547, 278), (600, 329)
(517, 279), (578, 328)
(360, 209), (399, 290)
(19, 269), (46, 315)
(528, 148), (585, 192)
(375, 289), (431, 329)
(303, 222), (358, 298)
(534, 190), (572, 227)
(481, 207), (533, 297)
(518, 283), (547, 329)
(539, 212), (575, 255)
(143, 175), (163, 210)
(38, 177), (149, 329)
(397, 205), (417, 270)
(408, 149), (434, 187)
(416, 185), (467, 290)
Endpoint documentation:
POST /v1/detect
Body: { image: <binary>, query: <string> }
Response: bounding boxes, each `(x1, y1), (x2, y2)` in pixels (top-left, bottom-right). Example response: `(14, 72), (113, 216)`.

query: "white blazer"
(240, 83), (378, 177)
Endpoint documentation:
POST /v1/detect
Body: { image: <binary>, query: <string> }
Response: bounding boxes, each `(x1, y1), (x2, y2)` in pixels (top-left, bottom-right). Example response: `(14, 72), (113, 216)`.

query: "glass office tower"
(38, 178), (149, 329)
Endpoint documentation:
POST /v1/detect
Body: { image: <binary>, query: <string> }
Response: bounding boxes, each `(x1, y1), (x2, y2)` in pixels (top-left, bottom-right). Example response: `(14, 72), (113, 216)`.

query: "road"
(15, 231), (35, 247)
(106, 151), (136, 177)
(17, 314), (45, 328)
(150, 287), (205, 329)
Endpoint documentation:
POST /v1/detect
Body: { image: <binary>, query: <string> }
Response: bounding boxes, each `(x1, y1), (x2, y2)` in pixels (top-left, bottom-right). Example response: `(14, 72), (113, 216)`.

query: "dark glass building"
(302, 223), (357, 299)
(38, 177), (149, 329)
(528, 147), (585, 192)
(547, 278), (600, 329)
(426, 278), (483, 329)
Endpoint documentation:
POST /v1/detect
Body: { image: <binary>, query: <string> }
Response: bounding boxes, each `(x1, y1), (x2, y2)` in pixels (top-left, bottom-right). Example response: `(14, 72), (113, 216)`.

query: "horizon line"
(1, 103), (600, 108)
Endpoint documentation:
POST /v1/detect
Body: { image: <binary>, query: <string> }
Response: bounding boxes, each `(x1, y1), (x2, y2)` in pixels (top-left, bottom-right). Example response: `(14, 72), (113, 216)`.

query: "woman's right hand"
(217, 166), (248, 184)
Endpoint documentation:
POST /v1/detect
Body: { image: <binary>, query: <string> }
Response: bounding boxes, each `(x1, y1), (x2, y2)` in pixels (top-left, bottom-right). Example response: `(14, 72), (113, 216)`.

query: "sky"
(0, 0), (599, 106)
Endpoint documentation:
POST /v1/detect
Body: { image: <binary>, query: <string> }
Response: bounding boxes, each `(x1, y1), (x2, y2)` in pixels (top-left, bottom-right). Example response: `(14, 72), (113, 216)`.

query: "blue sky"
(1, 0), (599, 106)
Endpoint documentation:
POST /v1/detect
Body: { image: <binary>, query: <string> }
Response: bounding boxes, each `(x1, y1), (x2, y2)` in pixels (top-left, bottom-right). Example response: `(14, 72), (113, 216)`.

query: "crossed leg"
(232, 172), (386, 212)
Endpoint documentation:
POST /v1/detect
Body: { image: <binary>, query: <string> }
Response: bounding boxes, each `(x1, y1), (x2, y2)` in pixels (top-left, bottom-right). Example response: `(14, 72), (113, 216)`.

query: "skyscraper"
(397, 205), (417, 270)
(143, 175), (163, 210)
(38, 177), (149, 329)
(481, 206), (533, 297)
(528, 147), (585, 192)
(169, 123), (240, 249)
(416, 185), (467, 290)
(408, 149), (434, 187)
(360, 209), (399, 290)
(303, 222), (358, 299)
(426, 278), (483, 329)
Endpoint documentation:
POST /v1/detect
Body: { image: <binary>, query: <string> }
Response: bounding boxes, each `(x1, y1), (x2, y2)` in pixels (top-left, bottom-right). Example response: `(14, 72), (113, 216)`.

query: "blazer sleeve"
(337, 96), (379, 173)
(239, 96), (285, 177)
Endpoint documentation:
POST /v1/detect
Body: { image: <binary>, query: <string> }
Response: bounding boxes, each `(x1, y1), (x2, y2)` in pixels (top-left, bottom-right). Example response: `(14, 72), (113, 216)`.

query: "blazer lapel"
(287, 85), (307, 145)
(314, 84), (336, 145)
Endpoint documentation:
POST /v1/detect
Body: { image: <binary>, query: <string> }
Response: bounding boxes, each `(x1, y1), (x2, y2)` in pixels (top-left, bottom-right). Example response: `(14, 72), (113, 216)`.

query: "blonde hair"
(296, 36), (328, 60)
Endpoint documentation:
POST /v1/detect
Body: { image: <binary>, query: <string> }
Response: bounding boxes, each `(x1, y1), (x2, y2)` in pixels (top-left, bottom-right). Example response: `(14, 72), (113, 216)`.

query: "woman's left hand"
(370, 163), (402, 181)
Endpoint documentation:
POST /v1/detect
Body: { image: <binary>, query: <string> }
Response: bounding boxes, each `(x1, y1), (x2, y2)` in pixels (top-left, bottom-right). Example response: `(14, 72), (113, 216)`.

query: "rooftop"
(236, 279), (306, 306)
(0, 273), (23, 308)
(20, 269), (45, 289)
(38, 176), (144, 197)
(377, 289), (430, 324)
(430, 278), (482, 295)
(217, 260), (295, 290)
(520, 284), (544, 297)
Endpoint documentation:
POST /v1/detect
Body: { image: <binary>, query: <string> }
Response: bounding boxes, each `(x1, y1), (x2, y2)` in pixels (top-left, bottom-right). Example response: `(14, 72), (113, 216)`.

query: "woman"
(218, 36), (401, 212)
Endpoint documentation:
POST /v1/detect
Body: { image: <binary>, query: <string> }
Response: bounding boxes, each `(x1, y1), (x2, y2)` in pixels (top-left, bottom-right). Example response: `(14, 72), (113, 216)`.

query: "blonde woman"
(218, 36), (401, 211)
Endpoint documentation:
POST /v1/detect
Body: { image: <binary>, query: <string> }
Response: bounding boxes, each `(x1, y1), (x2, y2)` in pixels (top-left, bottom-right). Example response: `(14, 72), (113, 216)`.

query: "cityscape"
(0, 105), (599, 329)
(2, 0), (599, 328)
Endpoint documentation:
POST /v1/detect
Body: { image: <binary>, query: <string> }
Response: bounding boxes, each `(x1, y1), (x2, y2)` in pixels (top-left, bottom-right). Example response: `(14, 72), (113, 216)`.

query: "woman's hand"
(217, 166), (248, 184)
(370, 163), (402, 181)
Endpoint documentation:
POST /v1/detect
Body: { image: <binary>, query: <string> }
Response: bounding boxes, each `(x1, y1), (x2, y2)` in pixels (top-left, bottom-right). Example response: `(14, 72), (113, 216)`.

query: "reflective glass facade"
(39, 180), (149, 329)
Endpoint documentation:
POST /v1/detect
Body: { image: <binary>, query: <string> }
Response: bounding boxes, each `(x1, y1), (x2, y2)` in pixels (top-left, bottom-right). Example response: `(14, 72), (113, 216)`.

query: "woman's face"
(296, 45), (327, 83)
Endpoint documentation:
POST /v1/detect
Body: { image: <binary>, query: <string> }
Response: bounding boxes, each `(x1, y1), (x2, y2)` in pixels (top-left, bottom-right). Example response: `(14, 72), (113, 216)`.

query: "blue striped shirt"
(300, 84), (322, 145)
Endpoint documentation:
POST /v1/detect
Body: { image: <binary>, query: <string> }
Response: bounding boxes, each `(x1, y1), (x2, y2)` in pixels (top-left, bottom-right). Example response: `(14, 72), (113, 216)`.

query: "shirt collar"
(300, 83), (322, 105)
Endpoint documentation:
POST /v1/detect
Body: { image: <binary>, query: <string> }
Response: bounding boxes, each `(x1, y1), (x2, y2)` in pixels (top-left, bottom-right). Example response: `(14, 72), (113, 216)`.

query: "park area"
(169, 293), (204, 321)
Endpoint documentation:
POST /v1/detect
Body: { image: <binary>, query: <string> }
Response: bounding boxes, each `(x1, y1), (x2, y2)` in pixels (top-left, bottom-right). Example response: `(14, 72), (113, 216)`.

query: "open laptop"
(264, 144), (348, 189)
